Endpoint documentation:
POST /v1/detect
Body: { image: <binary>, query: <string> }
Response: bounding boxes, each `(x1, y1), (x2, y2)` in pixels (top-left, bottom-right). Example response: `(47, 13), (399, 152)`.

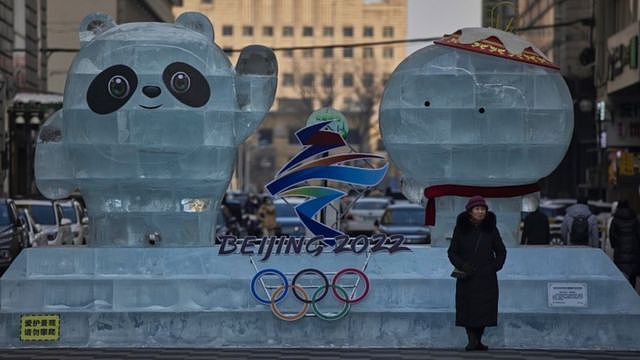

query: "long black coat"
(609, 207), (640, 275)
(521, 209), (550, 245)
(448, 211), (507, 327)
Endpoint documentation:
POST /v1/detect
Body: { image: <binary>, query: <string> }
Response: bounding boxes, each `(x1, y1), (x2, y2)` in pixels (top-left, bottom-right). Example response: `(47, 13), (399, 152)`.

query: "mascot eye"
(108, 75), (130, 99)
(87, 64), (138, 115)
(163, 62), (210, 108)
(170, 72), (191, 93)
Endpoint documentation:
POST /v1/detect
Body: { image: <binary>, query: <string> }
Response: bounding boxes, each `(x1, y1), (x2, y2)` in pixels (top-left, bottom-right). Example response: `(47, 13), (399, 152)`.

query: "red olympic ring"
(331, 267), (370, 304)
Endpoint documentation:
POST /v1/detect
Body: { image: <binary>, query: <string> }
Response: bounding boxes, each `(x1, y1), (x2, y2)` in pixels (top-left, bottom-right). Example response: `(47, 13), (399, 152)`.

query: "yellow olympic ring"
(270, 284), (309, 321)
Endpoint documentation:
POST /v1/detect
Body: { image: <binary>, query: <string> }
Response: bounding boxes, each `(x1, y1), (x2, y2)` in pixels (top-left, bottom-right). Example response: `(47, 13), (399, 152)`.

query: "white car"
(14, 200), (73, 246)
(343, 197), (390, 235)
(17, 208), (47, 247)
(58, 199), (89, 245)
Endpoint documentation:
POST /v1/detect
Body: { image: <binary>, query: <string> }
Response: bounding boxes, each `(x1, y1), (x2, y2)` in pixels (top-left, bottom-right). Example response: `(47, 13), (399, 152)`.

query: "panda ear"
(79, 13), (116, 47)
(175, 12), (214, 42)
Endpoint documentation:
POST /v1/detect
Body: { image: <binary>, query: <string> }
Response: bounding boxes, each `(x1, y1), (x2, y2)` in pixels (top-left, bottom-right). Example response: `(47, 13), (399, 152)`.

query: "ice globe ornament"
(380, 28), (573, 246)
(34, 12), (278, 247)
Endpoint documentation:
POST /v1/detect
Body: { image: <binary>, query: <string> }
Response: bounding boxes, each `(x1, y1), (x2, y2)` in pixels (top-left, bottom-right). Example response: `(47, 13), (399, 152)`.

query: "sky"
(407, 0), (482, 54)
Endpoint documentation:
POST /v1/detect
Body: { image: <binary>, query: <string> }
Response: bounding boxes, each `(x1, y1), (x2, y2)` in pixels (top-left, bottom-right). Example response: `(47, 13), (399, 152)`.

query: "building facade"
(47, 0), (180, 94)
(1, 0), (49, 197)
(514, 0), (598, 200)
(173, 0), (407, 192)
(594, 0), (640, 210)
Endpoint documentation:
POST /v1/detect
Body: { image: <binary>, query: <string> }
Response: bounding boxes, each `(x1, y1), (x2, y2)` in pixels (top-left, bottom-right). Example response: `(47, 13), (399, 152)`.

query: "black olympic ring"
(292, 268), (329, 303)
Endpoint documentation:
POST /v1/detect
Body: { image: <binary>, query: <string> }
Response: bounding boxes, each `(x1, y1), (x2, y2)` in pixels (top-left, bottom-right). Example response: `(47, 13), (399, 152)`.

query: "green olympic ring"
(311, 284), (351, 321)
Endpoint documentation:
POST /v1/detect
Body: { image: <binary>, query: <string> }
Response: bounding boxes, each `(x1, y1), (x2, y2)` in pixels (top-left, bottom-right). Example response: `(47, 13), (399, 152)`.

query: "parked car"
(274, 197), (306, 237)
(17, 208), (47, 247)
(57, 199), (89, 245)
(343, 197), (390, 235)
(14, 200), (73, 246)
(0, 199), (29, 273)
(376, 203), (431, 244)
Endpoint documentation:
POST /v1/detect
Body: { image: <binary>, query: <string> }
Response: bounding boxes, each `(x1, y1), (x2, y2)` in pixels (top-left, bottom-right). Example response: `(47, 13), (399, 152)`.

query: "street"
(0, 348), (639, 359)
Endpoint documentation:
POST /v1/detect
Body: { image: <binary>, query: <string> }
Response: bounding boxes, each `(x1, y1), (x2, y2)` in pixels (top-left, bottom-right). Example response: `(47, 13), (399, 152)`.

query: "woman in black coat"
(609, 200), (640, 289)
(448, 196), (507, 351)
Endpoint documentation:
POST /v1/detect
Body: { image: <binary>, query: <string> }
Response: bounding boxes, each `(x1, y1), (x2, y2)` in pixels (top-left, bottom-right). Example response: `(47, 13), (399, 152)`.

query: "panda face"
(86, 61), (211, 115)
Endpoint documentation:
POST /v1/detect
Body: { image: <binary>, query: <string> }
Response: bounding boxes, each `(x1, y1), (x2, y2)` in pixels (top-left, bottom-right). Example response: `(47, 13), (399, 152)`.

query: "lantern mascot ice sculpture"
(379, 28), (573, 245)
(34, 12), (278, 246)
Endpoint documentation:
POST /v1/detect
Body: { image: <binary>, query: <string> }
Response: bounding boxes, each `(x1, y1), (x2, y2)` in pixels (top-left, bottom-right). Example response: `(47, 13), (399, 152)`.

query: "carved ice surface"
(34, 12), (278, 247)
(379, 33), (573, 245)
(1, 247), (639, 348)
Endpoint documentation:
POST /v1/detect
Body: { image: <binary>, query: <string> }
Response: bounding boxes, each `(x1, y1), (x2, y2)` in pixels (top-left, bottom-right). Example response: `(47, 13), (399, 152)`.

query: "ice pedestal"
(1, 247), (639, 349)
(428, 196), (523, 247)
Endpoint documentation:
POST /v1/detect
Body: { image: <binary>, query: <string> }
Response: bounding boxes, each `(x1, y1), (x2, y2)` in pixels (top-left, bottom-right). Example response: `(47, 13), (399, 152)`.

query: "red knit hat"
(466, 195), (488, 211)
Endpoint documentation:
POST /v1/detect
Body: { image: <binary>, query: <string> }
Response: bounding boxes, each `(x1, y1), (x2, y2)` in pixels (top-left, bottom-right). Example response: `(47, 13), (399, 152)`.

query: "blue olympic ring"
(250, 268), (288, 304)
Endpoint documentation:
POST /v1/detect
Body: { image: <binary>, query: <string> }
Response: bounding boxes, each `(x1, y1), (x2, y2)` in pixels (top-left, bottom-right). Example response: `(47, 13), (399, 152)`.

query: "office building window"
(303, 26), (314, 36)
(283, 26), (294, 36)
(323, 26), (334, 36)
(362, 72), (374, 87)
(282, 49), (293, 58)
(343, 47), (353, 58)
(201, 0), (213, 4)
(323, 48), (333, 58)
(383, 47), (394, 58)
(302, 73), (315, 87)
(363, 47), (374, 58)
(383, 26), (394, 37)
(243, 26), (253, 36)
(343, 73), (354, 87)
(363, 26), (374, 37)
(222, 25), (233, 36)
(303, 48), (314, 57)
(263, 26), (273, 36)
(283, 73), (294, 87)
(322, 74), (334, 88)
(258, 128), (273, 146)
(343, 97), (355, 111)
(343, 26), (353, 37)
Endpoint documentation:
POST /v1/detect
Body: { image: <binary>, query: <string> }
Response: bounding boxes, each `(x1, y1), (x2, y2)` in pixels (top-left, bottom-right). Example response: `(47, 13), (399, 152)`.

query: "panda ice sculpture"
(380, 28), (573, 245)
(35, 12), (277, 247)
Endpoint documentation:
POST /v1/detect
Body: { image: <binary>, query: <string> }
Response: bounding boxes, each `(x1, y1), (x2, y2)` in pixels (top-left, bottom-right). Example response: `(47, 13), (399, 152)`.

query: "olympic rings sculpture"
(250, 267), (370, 321)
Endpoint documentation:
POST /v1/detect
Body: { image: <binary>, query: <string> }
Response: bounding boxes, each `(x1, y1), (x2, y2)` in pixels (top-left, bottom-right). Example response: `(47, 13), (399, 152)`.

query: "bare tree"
(292, 57), (385, 153)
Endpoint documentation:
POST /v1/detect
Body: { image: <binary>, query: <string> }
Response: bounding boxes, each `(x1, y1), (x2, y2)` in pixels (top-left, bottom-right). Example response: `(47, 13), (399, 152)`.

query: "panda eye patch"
(87, 65), (138, 114)
(163, 62), (210, 107)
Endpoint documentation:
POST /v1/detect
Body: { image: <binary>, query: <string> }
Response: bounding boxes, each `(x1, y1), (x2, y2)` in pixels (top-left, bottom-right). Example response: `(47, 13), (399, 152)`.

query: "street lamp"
(29, 114), (41, 125)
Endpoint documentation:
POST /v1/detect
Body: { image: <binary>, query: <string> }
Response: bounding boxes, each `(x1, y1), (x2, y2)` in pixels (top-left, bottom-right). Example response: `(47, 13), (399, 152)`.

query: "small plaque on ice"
(547, 282), (588, 307)
(20, 314), (60, 341)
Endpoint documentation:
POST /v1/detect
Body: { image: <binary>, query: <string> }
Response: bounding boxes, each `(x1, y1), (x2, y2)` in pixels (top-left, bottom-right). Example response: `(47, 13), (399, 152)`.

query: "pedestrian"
(448, 195), (507, 351)
(561, 196), (599, 247)
(603, 201), (619, 259)
(521, 200), (551, 245)
(609, 200), (640, 290)
(244, 194), (260, 215)
(257, 197), (277, 236)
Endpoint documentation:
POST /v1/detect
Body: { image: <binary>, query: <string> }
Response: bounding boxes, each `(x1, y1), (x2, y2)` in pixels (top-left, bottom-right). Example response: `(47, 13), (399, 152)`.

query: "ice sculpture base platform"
(1, 247), (639, 349)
